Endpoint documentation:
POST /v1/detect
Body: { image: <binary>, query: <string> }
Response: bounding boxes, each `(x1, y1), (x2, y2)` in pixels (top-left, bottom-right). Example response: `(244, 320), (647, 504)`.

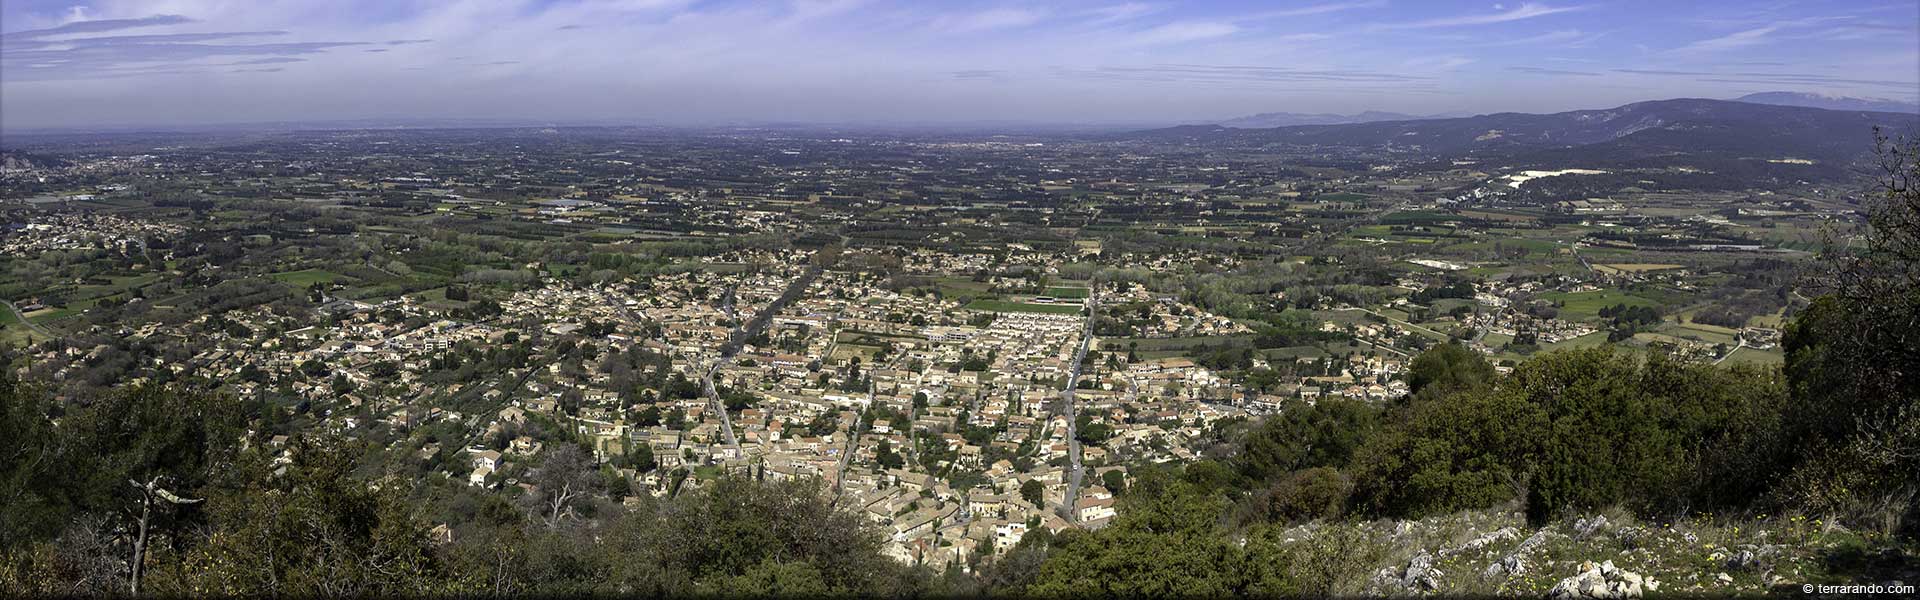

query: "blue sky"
(2, 0), (1916, 128)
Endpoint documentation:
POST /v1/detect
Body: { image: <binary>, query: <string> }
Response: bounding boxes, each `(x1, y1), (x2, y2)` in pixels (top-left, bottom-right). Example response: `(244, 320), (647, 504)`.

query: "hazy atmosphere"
(3, 0), (1918, 129)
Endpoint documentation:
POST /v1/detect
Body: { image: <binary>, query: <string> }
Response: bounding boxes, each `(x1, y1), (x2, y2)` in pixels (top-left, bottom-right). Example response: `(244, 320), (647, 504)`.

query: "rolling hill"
(1733, 91), (1919, 114)
(1123, 98), (1920, 179)
(1217, 110), (1433, 128)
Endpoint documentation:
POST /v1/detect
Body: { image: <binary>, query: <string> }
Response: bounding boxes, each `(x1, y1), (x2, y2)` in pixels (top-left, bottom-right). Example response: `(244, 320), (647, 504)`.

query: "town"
(0, 117), (1841, 578)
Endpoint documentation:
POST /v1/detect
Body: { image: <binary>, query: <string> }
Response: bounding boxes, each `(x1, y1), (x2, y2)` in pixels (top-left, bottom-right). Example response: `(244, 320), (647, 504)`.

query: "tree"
(163, 436), (445, 595)
(1781, 133), (1920, 536)
(1020, 479), (1046, 508)
(1350, 346), (1786, 524)
(658, 477), (903, 593)
(1236, 398), (1380, 486)
(1405, 341), (1494, 401)
(1260, 467), (1350, 523)
(704, 559), (831, 596)
(126, 476), (203, 593)
(0, 372), (61, 548)
(1101, 470), (1127, 496)
(875, 440), (905, 470)
(635, 405), (662, 427)
(529, 444), (599, 529)
(1028, 470), (1272, 596)
(1348, 371), (1544, 520)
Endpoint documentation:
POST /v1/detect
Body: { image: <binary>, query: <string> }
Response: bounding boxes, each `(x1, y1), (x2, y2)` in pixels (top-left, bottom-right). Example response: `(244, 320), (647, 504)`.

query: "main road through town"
(1058, 281), (1098, 522)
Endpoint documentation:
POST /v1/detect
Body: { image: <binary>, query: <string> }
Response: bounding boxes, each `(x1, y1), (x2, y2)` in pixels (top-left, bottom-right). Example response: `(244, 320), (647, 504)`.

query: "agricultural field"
(1540, 289), (1662, 321)
(1594, 263), (1685, 275)
(270, 268), (343, 286)
(1720, 346), (1786, 366)
(963, 300), (1083, 315)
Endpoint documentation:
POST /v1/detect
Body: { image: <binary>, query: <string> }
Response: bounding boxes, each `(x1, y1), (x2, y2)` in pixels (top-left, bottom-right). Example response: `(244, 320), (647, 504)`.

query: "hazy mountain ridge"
(1126, 99), (1920, 173)
(0, 150), (69, 171)
(1734, 91), (1919, 114)
(1216, 110), (1434, 128)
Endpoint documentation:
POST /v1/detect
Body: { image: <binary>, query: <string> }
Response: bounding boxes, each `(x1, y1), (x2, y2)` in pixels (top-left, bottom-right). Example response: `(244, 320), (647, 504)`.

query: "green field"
(0, 305), (40, 345)
(1318, 192), (1373, 203)
(1540, 290), (1661, 321)
(270, 269), (342, 286)
(1043, 286), (1090, 299)
(1721, 346), (1785, 366)
(1109, 335), (1255, 353)
(932, 277), (998, 302)
(963, 300), (1083, 315)
(1379, 211), (1456, 225)
(1662, 322), (1739, 345)
(1543, 331), (1611, 352)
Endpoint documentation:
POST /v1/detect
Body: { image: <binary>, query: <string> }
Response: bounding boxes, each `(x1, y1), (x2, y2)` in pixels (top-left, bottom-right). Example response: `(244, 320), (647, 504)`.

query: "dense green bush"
(1260, 467), (1352, 523)
(1342, 345), (1790, 525)
(1028, 469), (1294, 597)
(1235, 397), (1380, 486)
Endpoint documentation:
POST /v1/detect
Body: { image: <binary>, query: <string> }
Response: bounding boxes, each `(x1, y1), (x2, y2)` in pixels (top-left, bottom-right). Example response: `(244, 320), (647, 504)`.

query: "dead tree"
(127, 476), (202, 594)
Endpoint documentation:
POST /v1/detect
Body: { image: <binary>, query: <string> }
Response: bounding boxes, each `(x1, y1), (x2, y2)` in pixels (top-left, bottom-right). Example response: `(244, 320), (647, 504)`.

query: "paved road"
(1564, 241), (1595, 272)
(829, 385), (872, 506)
(1331, 306), (1447, 339)
(2, 300), (55, 340)
(1713, 338), (1747, 366)
(701, 266), (822, 453)
(1057, 283), (1098, 522)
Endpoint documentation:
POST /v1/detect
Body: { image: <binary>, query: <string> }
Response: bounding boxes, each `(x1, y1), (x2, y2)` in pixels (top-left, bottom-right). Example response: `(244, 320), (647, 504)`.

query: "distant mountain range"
(1134, 98), (1916, 158)
(1216, 110), (1445, 128)
(1733, 91), (1919, 114)
(1126, 98), (1920, 182)
(1209, 91), (1917, 130)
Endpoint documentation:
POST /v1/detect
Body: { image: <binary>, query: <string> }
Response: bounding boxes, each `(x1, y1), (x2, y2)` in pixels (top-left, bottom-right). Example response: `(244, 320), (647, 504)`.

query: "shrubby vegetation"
(0, 378), (929, 596)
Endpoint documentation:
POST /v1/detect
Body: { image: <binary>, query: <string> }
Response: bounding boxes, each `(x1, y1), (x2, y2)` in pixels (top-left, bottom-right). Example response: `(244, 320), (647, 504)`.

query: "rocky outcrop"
(1371, 551), (1445, 594)
(1548, 560), (1657, 599)
(1573, 515), (1609, 539)
(1446, 526), (1518, 556)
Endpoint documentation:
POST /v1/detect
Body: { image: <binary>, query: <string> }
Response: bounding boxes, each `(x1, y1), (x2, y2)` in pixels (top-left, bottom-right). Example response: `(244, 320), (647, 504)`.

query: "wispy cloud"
(1701, 72), (1919, 89)
(1407, 56), (1475, 71)
(0, 14), (195, 39)
(1131, 21), (1240, 45)
(928, 8), (1045, 33)
(1605, 66), (1917, 90)
(1377, 3), (1585, 30)
(230, 57), (306, 66)
(1246, 1), (1386, 20)
(1062, 63), (1431, 85)
(1612, 68), (1714, 76)
(1672, 25), (1780, 53)
(1508, 66), (1601, 76)
(1478, 29), (1604, 48)
(3, 31), (290, 51)
(950, 69), (1004, 80)
(0, 13), (362, 83)
(1082, 3), (1158, 25)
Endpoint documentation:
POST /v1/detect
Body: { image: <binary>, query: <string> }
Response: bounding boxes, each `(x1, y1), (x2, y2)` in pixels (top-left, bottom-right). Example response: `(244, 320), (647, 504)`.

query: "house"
(470, 449), (503, 471)
(1075, 495), (1115, 523)
(468, 464), (494, 487)
(993, 521), (1028, 554)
